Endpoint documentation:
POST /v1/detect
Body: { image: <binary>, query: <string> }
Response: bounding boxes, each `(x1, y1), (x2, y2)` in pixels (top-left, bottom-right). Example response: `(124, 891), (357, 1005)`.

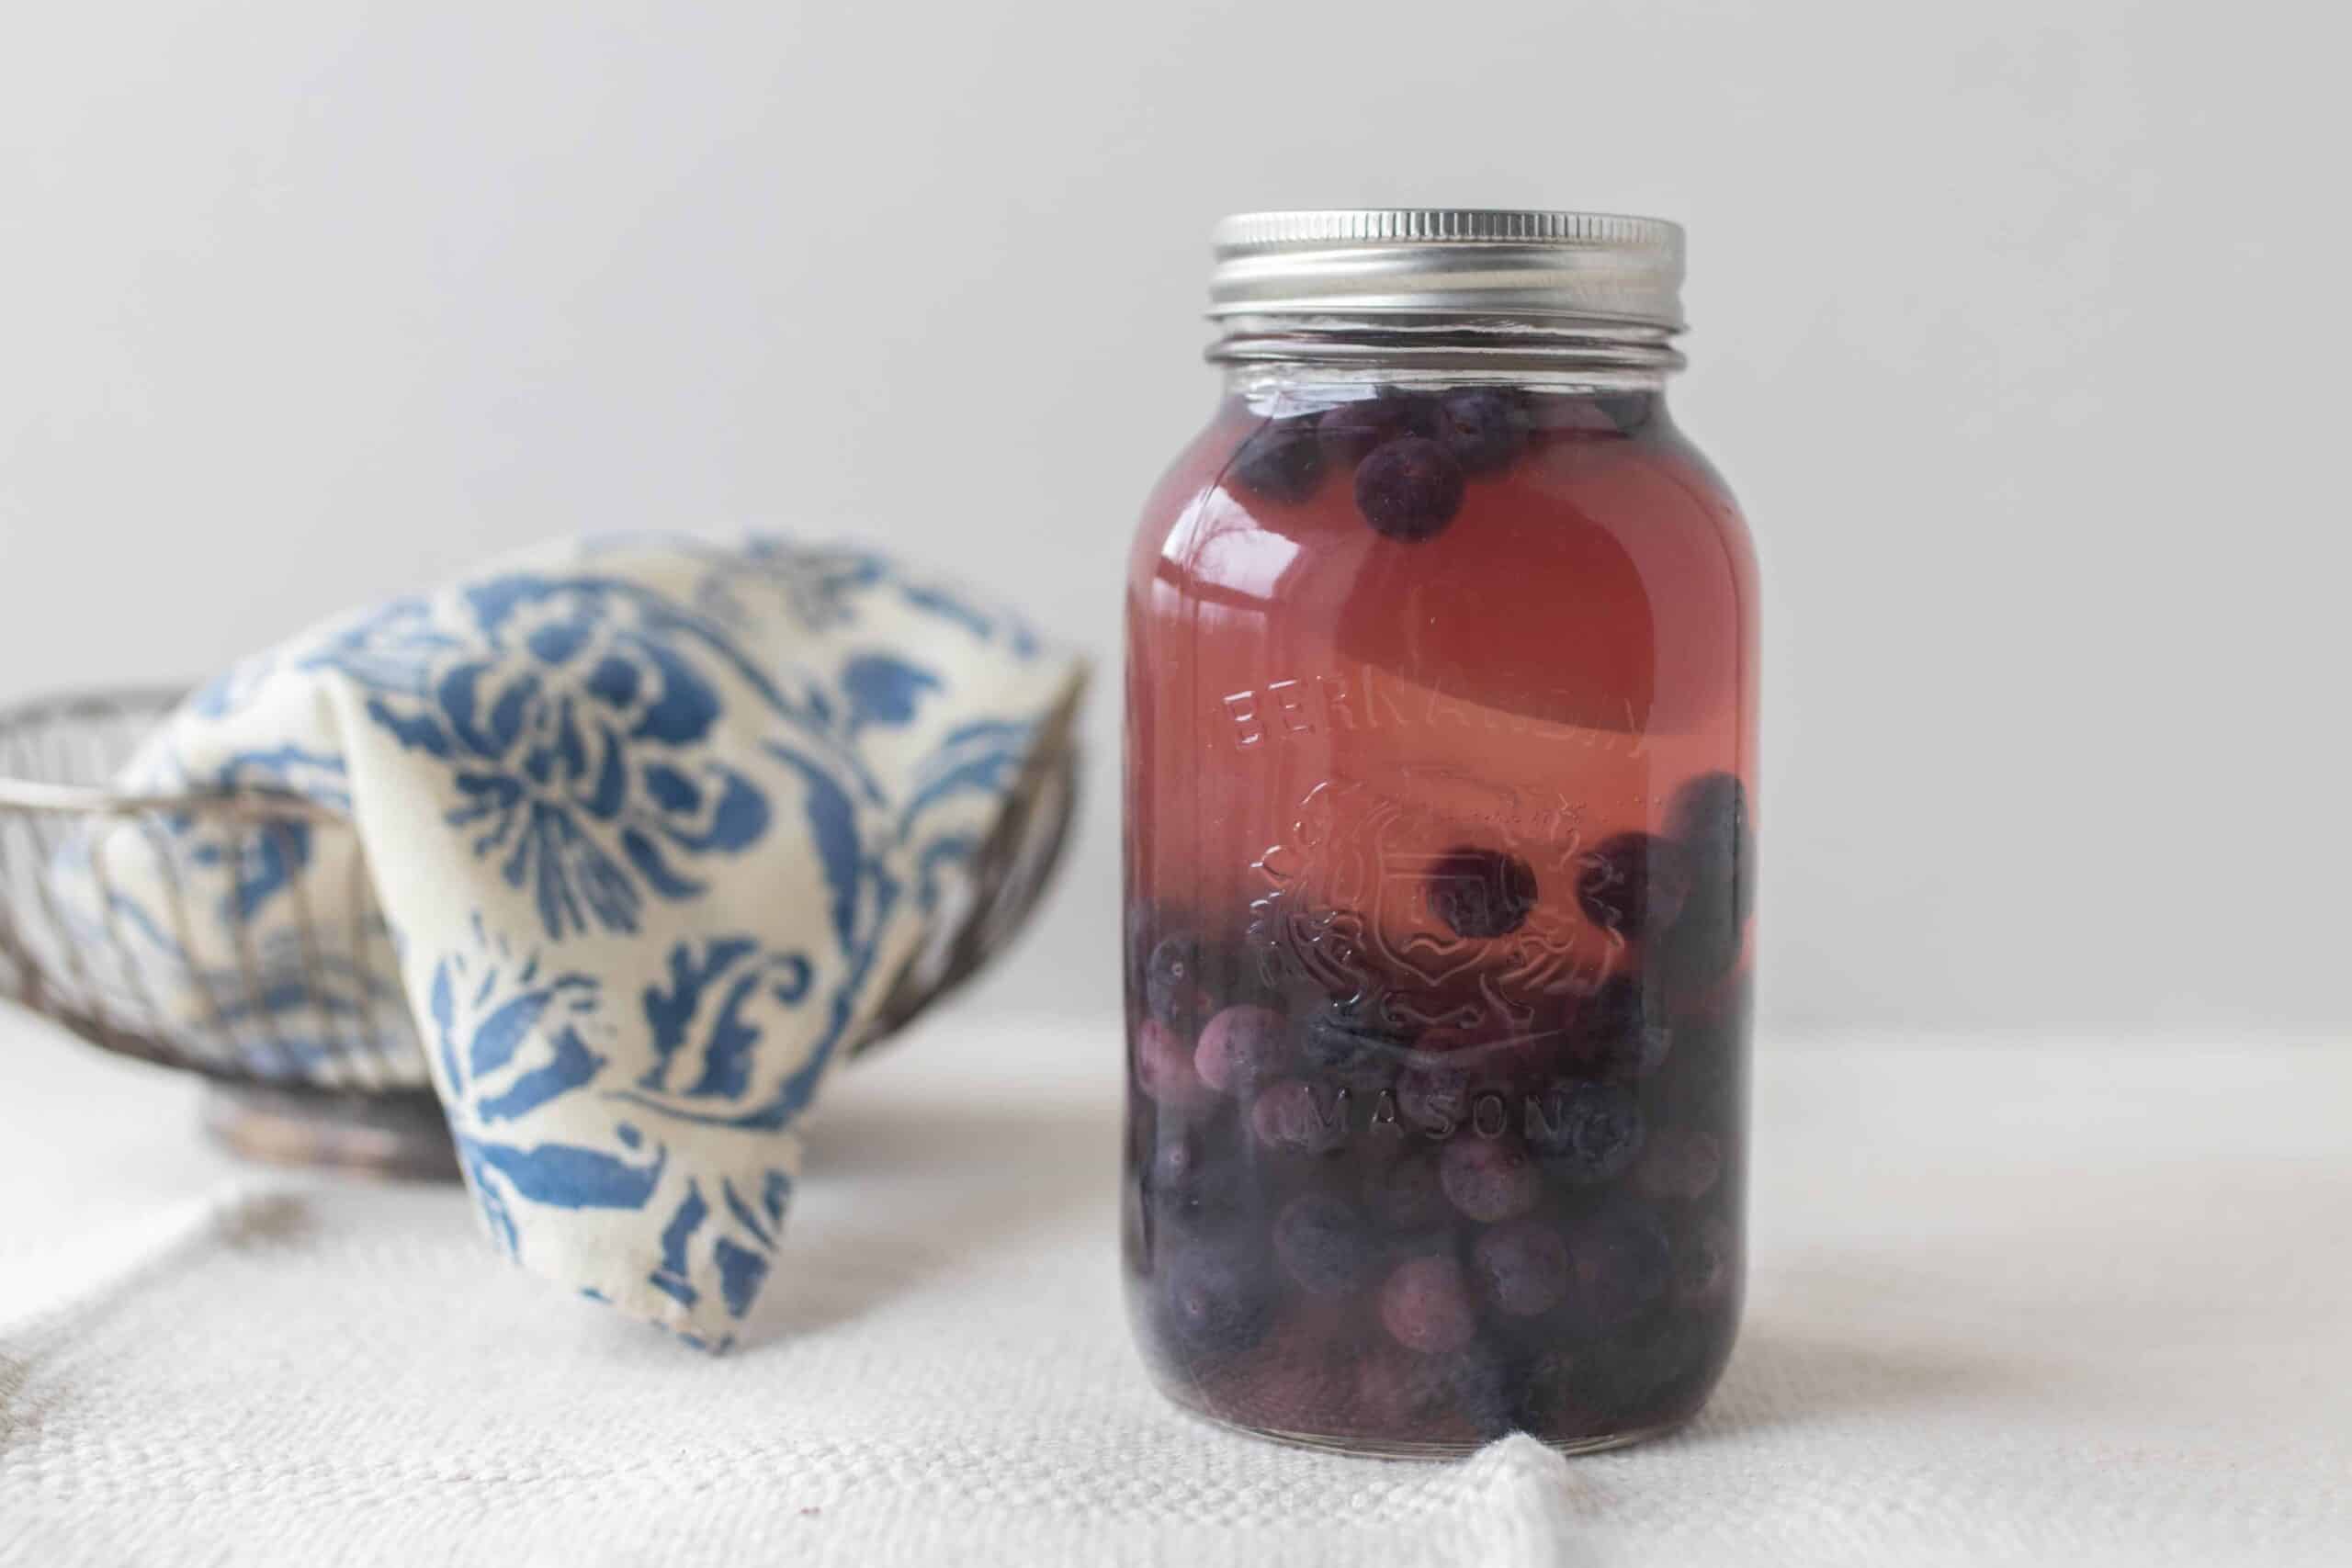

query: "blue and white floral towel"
(69, 536), (1083, 1348)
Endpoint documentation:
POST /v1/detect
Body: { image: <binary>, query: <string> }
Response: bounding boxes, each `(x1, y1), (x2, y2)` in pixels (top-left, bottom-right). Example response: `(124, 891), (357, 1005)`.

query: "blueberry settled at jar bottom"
(1126, 210), (1757, 1454)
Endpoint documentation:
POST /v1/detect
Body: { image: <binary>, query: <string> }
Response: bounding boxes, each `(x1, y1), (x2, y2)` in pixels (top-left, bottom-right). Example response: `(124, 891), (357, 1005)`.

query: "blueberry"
(1436, 1349), (1519, 1440)
(1299, 1005), (1410, 1093)
(1229, 415), (1326, 503)
(1634, 1125), (1724, 1202)
(1510, 1348), (1593, 1436)
(1425, 845), (1538, 940)
(1353, 436), (1465, 541)
(1352, 1346), (1512, 1440)
(1143, 1128), (1239, 1232)
(1249, 1077), (1351, 1155)
(1665, 773), (1755, 929)
(1272, 1193), (1376, 1298)
(1596, 391), (1657, 434)
(1656, 993), (1747, 1130)
(1438, 1136), (1539, 1224)
(1575, 832), (1690, 940)
(1159, 1237), (1275, 1356)
(1658, 901), (1744, 998)
(1436, 389), (1529, 475)
(1430, 1353), (1519, 1441)
(1527, 1082), (1645, 1184)
(1218, 1326), (1358, 1433)
(1590, 1313), (1728, 1416)
(1377, 1255), (1478, 1355)
(1145, 932), (1211, 1031)
(1564, 976), (1671, 1082)
(1395, 1064), (1471, 1135)
(1521, 392), (1634, 438)
(1318, 391), (1441, 465)
(1670, 1215), (1736, 1308)
(1135, 1019), (1211, 1109)
(1193, 1004), (1289, 1096)
(1146, 1128), (1209, 1194)
(1473, 1220), (1570, 1317)
(1366, 1152), (1453, 1235)
(1568, 1208), (1672, 1327)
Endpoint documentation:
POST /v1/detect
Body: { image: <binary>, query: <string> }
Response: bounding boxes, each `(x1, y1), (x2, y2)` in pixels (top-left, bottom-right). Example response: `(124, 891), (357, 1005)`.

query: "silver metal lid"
(1208, 209), (1686, 330)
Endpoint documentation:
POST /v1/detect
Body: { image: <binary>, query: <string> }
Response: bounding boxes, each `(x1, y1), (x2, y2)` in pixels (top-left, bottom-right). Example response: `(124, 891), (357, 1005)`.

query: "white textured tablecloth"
(2, 1009), (2346, 1567)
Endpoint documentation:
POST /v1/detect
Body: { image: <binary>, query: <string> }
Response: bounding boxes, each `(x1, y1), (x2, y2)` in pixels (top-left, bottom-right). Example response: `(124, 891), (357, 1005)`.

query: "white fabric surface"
(2, 1011), (2346, 1567)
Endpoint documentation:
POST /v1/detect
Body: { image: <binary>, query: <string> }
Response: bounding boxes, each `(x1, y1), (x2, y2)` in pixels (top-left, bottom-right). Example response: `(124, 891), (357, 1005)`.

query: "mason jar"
(1121, 209), (1758, 1455)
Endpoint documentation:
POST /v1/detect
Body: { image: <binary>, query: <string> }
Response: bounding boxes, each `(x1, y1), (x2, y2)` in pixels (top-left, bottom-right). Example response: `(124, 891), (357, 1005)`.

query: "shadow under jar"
(1122, 210), (1758, 1457)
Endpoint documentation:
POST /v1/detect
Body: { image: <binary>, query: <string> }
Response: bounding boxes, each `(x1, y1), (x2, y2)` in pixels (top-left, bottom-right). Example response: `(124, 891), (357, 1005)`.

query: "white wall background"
(2, 1), (2344, 1038)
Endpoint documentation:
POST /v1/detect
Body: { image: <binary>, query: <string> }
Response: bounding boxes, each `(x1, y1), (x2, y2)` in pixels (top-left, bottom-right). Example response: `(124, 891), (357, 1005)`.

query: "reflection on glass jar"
(1123, 210), (1758, 1456)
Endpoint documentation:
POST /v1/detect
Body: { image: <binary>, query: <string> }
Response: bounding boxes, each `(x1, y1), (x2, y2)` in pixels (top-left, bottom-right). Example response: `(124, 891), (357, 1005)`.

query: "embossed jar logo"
(1249, 773), (1609, 1040)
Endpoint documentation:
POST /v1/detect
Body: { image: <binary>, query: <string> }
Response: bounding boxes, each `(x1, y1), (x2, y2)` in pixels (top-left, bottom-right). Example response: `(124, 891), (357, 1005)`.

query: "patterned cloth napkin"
(70, 536), (1083, 1347)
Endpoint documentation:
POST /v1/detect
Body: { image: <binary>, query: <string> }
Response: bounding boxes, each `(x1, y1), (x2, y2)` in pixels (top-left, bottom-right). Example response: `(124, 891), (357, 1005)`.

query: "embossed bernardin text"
(1220, 666), (1646, 754)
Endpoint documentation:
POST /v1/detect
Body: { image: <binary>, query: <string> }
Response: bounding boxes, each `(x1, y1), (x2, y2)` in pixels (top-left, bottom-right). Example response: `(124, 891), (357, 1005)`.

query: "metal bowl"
(0, 684), (1080, 1175)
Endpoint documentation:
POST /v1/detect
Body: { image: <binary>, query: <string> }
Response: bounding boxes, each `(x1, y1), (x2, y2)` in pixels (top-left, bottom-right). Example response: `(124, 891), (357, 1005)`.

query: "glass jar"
(1121, 210), (1758, 1456)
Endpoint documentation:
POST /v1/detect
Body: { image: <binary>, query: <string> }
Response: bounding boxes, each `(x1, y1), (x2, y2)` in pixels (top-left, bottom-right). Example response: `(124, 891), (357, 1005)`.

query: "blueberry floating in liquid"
(1377, 1254), (1479, 1355)
(1249, 1077), (1351, 1155)
(1473, 1220), (1571, 1318)
(1299, 1003), (1412, 1093)
(1435, 389), (1529, 475)
(1160, 1237), (1276, 1356)
(1564, 976), (1671, 1082)
(1425, 845), (1538, 940)
(1666, 772), (1755, 928)
(1596, 391), (1657, 434)
(1367, 1152), (1453, 1235)
(1354, 435), (1466, 541)
(1272, 1192), (1377, 1299)
(1361, 1345), (1516, 1441)
(1568, 1207), (1673, 1328)
(1229, 416), (1326, 504)
(1145, 1127), (1241, 1233)
(1396, 1063), (1471, 1134)
(1438, 1135), (1540, 1224)
(1136, 1018), (1211, 1109)
(1634, 1125), (1724, 1203)
(1193, 1003), (1290, 1095)
(1317, 391), (1441, 465)
(1145, 931), (1211, 1031)
(1576, 831), (1691, 941)
(1670, 1214), (1736, 1308)
(1529, 1081), (1645, 1184)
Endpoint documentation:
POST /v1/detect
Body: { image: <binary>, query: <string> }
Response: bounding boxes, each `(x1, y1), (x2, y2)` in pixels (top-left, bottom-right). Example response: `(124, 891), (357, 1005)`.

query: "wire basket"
(0, 684), (1081, 1174)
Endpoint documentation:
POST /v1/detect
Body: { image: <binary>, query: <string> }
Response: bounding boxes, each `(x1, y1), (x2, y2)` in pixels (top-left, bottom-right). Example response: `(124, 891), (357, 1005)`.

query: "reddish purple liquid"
(1124, 383), (1758, 1452)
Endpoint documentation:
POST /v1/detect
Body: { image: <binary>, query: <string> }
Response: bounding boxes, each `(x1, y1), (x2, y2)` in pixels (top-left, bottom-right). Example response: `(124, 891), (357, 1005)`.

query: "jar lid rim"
(1213, 209), (1683, 252)
(1208, 209), (1686, 333)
